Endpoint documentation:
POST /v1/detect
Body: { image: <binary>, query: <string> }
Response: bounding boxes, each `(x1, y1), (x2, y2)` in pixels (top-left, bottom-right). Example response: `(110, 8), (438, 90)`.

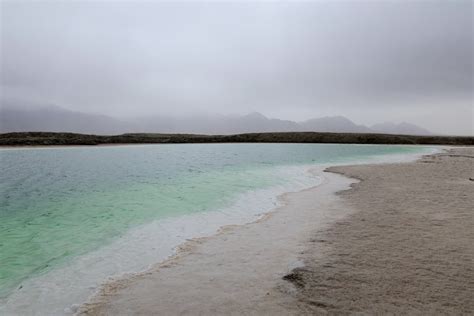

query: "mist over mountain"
(0, 100), (130, 135)
(2, 1), (472, 136)
(371, 122), (432, 136)
(0, 102), (434, 136)
(300, 116), (372, 134)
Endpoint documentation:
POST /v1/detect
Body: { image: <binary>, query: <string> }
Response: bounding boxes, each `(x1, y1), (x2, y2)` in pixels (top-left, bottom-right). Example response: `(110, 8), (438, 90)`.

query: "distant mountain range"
(0, 101), (433, 136)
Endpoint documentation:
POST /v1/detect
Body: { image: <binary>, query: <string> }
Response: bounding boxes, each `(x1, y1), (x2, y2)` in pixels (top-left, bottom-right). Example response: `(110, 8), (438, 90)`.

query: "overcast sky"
(1, 0), (472, 135)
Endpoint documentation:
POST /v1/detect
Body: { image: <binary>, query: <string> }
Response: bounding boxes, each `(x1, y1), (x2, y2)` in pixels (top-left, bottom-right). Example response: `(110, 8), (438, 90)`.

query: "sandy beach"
(79, 147), (473, 315)
(287, 147), (474, 314)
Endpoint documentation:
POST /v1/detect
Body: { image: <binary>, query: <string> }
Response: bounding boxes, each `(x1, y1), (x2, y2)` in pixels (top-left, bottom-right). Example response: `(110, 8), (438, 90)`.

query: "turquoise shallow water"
(0, 143), (427, 298)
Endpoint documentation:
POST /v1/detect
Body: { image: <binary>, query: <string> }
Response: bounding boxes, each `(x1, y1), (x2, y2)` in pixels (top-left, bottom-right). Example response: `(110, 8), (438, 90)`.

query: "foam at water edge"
(0, 164), (322, 316)
(346, 146), (441, 165)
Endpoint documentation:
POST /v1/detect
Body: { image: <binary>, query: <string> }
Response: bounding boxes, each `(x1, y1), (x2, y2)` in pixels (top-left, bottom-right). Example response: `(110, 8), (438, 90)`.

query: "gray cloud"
(1, 0), (472, 135)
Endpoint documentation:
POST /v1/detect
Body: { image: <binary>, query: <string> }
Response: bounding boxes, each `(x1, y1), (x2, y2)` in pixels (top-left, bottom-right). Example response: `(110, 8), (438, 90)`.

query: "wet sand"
(79, 148), (473, 315)
(286, 147), (474, 314)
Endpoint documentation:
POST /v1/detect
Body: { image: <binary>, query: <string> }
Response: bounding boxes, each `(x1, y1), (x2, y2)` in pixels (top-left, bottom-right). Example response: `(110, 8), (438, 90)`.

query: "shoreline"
(0, 164), (322, 316)
(77, 148), (439, 315)
(0, 147), (438, 315)
(79, 169), (357, 315)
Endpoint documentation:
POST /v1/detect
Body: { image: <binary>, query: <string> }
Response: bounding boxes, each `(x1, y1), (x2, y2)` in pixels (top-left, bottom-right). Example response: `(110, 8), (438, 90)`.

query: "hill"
(0, 131), (472, 147)
(1, 101), (435, 136)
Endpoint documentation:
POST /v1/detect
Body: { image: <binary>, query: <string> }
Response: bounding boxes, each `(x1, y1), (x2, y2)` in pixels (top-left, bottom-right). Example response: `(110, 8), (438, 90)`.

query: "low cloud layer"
(1, 1), (472, 135)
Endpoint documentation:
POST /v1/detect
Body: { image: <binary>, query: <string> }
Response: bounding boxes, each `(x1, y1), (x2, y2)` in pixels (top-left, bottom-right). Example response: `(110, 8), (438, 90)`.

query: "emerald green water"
(0, 143), (427, 298)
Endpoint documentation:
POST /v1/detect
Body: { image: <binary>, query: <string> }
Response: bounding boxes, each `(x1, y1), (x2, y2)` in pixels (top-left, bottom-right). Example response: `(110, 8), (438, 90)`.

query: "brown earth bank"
(286, 148), (474, 314)
(1, 131), (473, 146)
